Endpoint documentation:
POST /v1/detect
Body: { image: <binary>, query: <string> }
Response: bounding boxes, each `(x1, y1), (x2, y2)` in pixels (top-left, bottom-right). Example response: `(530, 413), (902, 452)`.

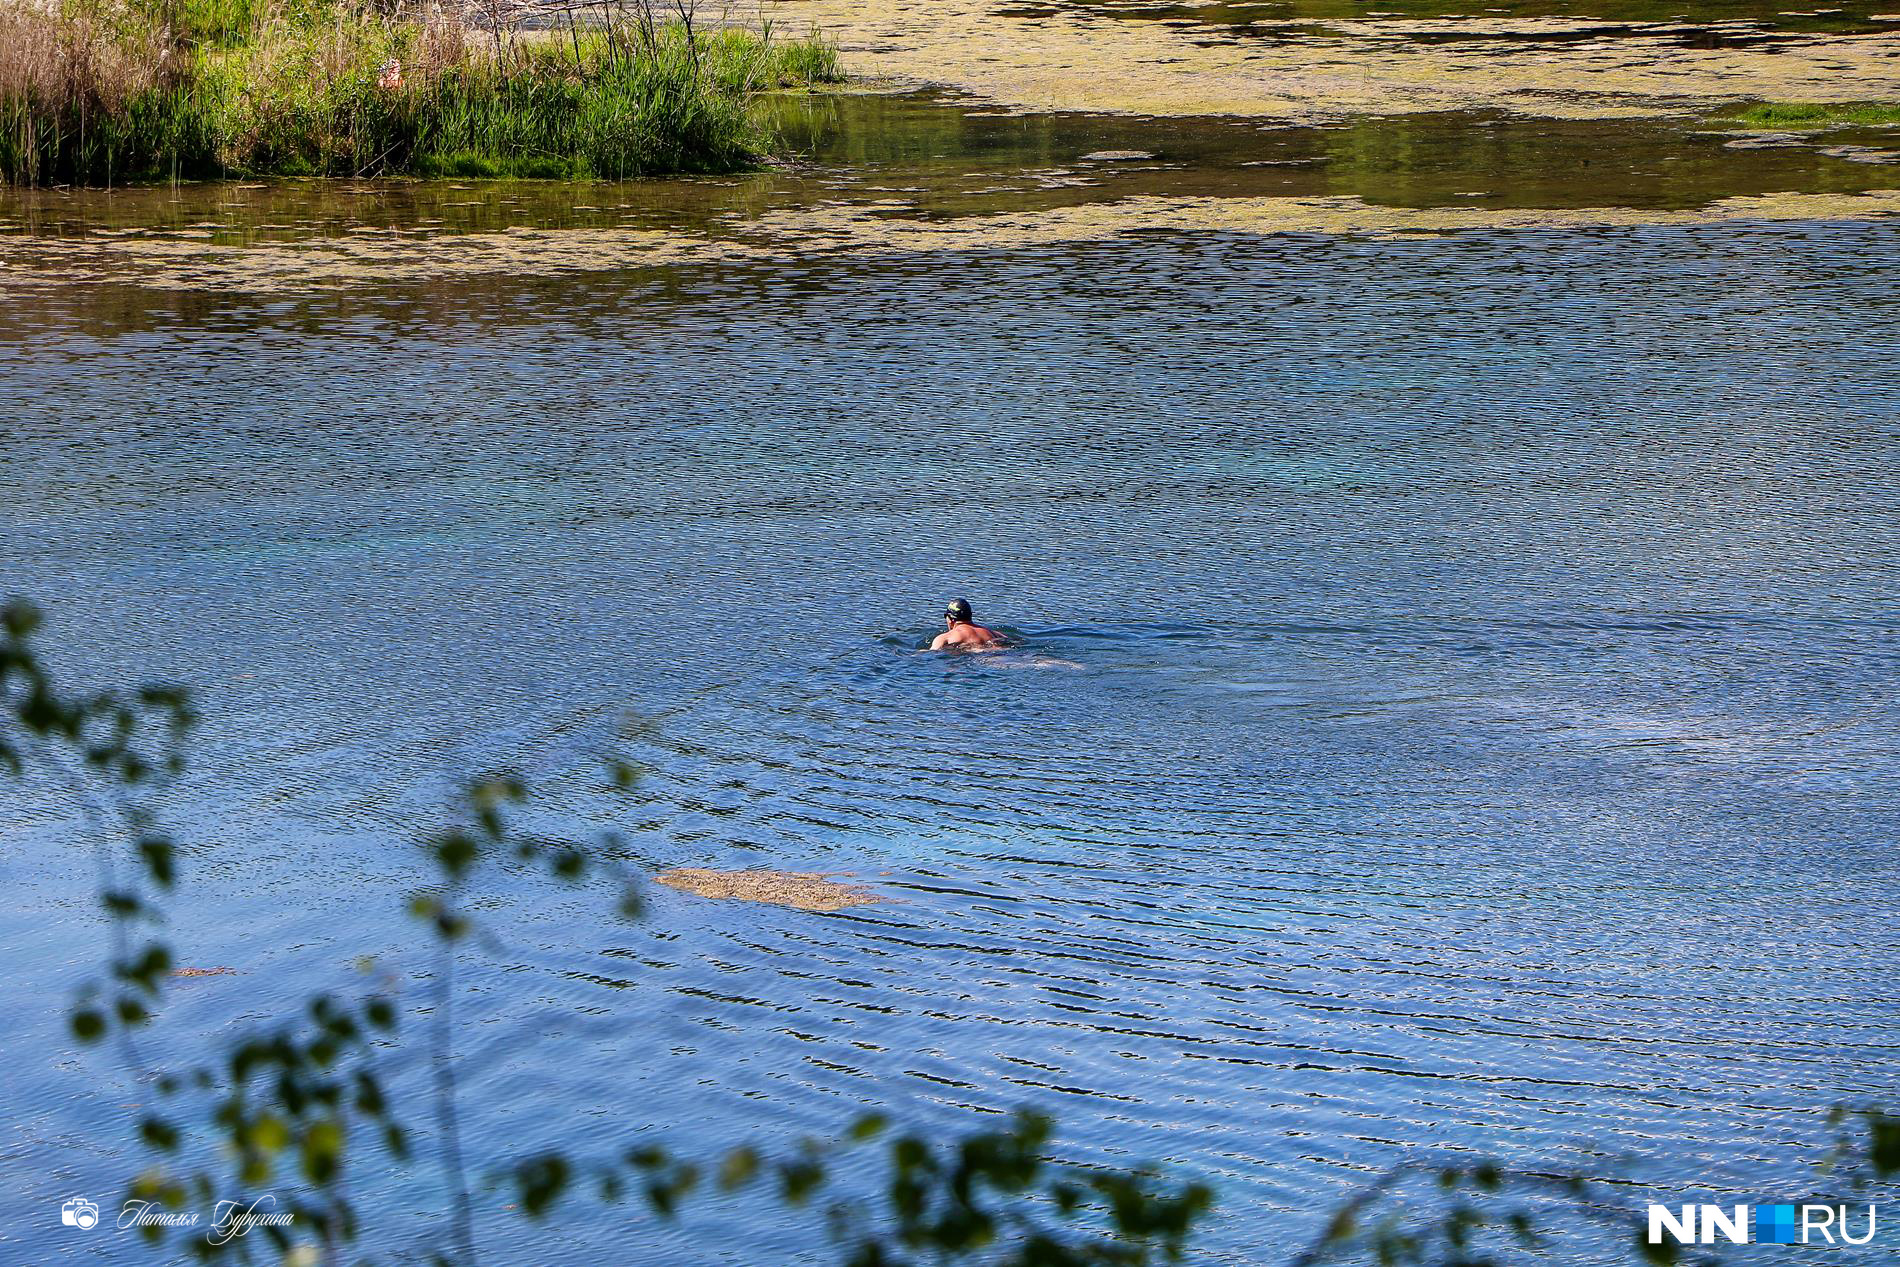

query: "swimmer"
(930, 598), (1007, 651)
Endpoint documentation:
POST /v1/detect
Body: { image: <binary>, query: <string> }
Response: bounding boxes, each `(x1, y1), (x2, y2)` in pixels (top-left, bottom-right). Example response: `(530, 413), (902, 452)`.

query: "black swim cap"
(945, 598), (973, 623)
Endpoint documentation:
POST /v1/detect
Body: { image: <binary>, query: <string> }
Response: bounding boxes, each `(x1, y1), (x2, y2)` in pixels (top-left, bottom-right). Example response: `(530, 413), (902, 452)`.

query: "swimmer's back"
(931, 622), (1006, 651)
(931, 598), (1008, 651)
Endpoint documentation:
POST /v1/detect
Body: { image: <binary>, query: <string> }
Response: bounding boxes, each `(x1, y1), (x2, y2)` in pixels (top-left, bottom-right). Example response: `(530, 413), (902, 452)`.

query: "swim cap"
(945, 598), (973, 623)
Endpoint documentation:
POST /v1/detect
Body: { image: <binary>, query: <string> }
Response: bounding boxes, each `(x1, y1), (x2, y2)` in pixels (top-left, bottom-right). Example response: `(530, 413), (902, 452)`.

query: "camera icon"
(61, 1198), (100, 1230)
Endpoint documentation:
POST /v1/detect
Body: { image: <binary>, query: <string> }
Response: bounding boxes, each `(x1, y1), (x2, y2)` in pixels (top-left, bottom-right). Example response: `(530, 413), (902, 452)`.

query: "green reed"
(0, 0), (843, 186)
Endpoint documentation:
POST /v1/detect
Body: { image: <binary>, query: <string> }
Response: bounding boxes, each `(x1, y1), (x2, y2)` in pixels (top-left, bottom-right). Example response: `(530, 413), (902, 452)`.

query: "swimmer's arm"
(928, 631), (950, 651)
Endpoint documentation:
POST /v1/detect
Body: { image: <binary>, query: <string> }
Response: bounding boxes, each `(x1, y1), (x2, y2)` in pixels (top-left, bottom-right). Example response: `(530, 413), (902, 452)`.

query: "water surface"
(3, 104), (1899, 1267)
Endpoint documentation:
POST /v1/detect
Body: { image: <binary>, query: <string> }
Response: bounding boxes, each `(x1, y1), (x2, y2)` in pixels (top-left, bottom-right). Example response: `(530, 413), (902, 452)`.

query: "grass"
(759, 34), (841, 90)
(1730, 101), (1900, 130)
(0, 0), (844, 186)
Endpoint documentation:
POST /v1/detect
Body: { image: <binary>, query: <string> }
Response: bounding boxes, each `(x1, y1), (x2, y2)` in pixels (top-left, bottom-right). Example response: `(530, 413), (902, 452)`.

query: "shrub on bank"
(0, 0), (843, 185)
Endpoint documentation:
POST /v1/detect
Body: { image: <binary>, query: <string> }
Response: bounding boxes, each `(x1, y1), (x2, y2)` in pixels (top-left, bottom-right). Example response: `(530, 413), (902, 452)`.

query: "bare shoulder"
(930, 624), (1009, 651)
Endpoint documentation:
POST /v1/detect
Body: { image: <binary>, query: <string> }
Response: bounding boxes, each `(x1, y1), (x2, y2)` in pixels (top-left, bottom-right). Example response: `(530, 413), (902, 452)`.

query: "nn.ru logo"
(1647, 1204), (1880, 1246)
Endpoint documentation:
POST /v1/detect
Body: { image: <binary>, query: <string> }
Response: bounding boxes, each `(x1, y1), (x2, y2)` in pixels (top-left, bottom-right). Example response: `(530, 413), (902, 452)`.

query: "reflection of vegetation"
(1732, 101), (1900, 129)
(0, 0), (841, 186)
(769, 91), (1079, 170)
(4, 595), (1897, 1265)
(1309, 111), (1895, 210)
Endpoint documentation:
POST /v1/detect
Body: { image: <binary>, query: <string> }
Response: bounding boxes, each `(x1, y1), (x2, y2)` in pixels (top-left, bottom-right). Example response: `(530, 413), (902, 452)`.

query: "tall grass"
(0, 0), (844, 185)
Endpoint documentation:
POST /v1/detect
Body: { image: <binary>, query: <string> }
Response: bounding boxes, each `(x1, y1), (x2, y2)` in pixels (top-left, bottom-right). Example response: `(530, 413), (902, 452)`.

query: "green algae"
(1731, 101), (1900, 128)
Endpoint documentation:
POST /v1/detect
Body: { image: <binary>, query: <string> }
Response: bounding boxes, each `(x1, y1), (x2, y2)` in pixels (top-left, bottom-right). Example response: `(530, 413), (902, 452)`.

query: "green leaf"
(1, 599), (43, 638)
(240, 1151), (272, 1186)
(70, 1008), (106, 1042)
(254, 1113), (292, 1154)
(431, 831), (479, 878)
(140, 1116), (180, 1151)
(515, 1153), (572, 1218)
(718, 1146), (759, 1191)
(127, 943), (173, 990)
(354, 1072), (386, 1116)
(1638, 1229), (1680, 1265)
(618, 882), (646, 920)
(1867, 1111), (1900, 1177)
(137, 837), (176, 888)
(301, 1118), (344, 1185)
(780, 1159), (823, 1205)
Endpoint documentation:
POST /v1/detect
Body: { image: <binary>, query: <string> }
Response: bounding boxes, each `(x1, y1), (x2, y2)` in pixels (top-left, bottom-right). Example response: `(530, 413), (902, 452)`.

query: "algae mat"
(656, 868), (882, 912)
(771, 0), (1900, 119)
(7, 189), (1900, 294)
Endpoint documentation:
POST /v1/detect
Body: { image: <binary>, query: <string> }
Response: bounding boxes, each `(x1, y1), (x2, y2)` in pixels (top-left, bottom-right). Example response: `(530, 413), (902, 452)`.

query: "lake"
(3, 90), (1898, 1265)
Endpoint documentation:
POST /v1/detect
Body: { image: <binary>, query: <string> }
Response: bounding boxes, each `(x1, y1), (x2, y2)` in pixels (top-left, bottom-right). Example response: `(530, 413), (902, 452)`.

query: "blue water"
(3, 219), (1898, 1264)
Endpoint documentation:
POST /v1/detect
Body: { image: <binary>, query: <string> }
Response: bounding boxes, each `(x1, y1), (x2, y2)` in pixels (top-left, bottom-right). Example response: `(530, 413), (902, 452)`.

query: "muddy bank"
(772, 0), (1900, 119)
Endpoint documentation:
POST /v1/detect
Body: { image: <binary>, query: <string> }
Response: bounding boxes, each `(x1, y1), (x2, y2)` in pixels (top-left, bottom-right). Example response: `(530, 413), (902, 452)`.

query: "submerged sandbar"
(655, 867), (882, 912)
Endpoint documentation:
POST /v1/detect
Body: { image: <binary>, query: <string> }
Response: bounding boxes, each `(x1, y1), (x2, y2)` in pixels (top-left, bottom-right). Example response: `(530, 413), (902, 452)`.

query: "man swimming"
(930, 598), (1007, 651)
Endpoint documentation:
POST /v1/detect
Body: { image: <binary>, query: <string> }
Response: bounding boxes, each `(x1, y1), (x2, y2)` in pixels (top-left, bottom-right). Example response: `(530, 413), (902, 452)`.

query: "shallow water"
(4, 99), (1900, 1266)
(1008, 0), (1900, 38)
(6, 94), (1900, 307)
